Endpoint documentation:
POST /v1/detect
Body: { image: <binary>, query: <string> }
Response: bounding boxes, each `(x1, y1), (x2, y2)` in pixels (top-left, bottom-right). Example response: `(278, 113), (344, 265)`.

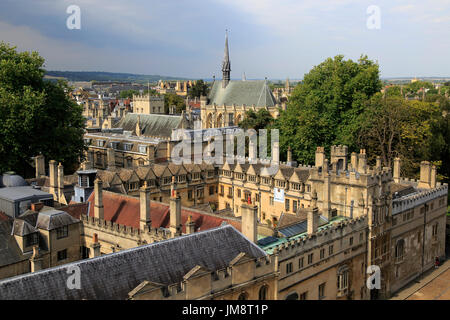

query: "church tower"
(222, 31), (231, 88)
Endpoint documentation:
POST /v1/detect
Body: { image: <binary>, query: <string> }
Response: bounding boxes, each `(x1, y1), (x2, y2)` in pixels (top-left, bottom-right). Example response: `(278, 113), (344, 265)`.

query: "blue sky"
(0, 0), (449, 79)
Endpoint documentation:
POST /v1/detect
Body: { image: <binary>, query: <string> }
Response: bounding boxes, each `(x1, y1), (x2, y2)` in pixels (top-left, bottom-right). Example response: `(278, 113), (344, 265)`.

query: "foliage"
(164, 93), (185, 113)
(238, 109), (274, 130)
(274, 55), (382, 164)
(0, 42), (86, 176)
(188, 80), (209, 98)
(357, 94), (442, 177)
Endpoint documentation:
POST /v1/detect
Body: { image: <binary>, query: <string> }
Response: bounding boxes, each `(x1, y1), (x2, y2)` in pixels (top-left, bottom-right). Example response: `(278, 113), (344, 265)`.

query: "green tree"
(275, 55), (382, 164)
(357, 94), (441, 177)
(239, 109), (274, 130)
(164, 93), (185, 113)
(0, 42), (86, 176)
(188, 80), (209, 99)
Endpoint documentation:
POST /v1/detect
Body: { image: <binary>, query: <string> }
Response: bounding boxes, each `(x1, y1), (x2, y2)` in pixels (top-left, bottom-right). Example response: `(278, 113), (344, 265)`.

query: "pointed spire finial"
(222, 30), (231, 88)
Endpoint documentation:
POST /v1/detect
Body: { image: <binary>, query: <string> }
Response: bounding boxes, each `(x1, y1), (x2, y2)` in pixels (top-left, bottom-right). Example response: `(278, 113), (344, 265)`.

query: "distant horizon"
(1, 1), (449, 79)
(44, 70), (450, 83)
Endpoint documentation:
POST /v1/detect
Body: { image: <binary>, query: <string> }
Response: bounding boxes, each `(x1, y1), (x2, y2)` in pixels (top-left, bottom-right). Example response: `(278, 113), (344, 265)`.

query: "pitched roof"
(0, 220), (29, 268)
(114, 113), (183, 138)
(0, 225), (266, 300)
(35, 209), (79, 231)
(86, 191), (241, 232)
(208, 80), (278, 107)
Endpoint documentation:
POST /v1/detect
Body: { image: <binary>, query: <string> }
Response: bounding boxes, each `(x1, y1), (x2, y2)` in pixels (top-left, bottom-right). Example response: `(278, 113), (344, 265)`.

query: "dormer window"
(177, 175), (186, 183)
(97, 140), (105, 147)
(291, 183), (301, 191)
(192, 173), (201, 181)
(25, 233), (39, 247)
(276, 180), (286, 188)
(84, 138), (92, 145)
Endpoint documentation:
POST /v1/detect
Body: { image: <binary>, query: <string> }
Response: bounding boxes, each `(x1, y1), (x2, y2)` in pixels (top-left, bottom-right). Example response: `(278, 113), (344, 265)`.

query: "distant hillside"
(44, 71), (187, 83)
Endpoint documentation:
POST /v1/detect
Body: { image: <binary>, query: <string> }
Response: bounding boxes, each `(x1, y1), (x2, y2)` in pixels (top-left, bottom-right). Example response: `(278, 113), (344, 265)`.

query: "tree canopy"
(238, 109), (274, 130)
(275, 55), (382, 164)
(188, 80), (209, 99)
(164, 93), (185, 113)
(0, 42), (86, 176)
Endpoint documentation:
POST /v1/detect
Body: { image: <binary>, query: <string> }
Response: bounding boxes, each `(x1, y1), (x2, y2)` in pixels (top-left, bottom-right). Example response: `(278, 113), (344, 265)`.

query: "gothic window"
(258, 285), (268, 300)
(337, 266), (349, 291)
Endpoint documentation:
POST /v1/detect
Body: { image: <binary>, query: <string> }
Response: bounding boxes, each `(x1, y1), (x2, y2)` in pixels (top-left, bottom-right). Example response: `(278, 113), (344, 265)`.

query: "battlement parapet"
(272, 215), (368, 259)
(392, 184), (448, 215)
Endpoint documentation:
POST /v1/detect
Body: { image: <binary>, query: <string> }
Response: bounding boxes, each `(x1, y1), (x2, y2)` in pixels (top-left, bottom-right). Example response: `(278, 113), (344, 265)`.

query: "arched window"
(337, 265), (349, 291)
(258, 285), (268, 300)
(285, 292), (299, 300)
(237, 292), (248, 300)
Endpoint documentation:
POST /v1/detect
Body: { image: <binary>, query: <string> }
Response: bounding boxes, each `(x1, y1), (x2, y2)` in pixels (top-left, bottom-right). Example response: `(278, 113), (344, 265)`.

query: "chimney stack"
(91, 233), (101, 257)
(241, 197), (258, 243)
(94, 178), (104, 220)
(185, 215), (195, 235)
(57, 162), (64, 203)
(350, 152), (358, 171)
(49, 160), (58, 198)
(272, 141), (280, 164)
(418, 161), (432, 189)
(35, 154), (45, 178)
(307, 207), (319, 236)
(375, 156), (382, 171)
(169, 178), (182, 237)
(393, 157), (401, 183)
(357, 149), (367, 173)
(431, 165), (437, 188)
(139, 181), (152, 231)
(315, 147), (325, 168)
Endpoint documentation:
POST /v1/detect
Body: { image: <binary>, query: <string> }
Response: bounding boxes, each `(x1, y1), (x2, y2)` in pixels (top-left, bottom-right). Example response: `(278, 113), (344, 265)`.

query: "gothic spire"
(222, 30), (231, 88)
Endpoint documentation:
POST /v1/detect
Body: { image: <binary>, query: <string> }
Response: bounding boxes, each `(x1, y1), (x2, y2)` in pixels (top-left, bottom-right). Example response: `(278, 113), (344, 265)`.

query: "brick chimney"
(91, 233), (101, 257)
(31, 202), (44, 212)
(140, 181), (152, 231)
(241, 197), (258, 243)
(94, 178), (104, 220)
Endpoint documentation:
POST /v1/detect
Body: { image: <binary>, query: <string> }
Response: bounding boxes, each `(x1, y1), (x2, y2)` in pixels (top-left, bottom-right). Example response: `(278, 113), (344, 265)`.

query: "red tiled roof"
(86, 191), (241, 232)
(60, 202), (89, 220)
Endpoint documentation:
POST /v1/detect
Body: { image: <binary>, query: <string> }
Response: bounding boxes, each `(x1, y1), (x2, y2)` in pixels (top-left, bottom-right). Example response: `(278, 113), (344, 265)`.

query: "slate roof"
(35, 209), (79, 231)
(12, 219), (37, 236)
(0, 225), (266, 300)
(114, 113), (183, 138)
(0, 220), (29, 268)
(0, 187), (52, 202)
(208, 80), (278, 107)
